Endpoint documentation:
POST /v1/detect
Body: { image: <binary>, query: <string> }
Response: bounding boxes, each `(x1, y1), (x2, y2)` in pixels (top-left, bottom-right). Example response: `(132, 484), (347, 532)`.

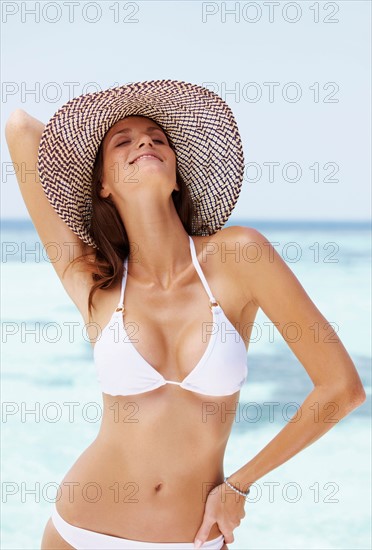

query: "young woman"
(5, 80), (366, 550)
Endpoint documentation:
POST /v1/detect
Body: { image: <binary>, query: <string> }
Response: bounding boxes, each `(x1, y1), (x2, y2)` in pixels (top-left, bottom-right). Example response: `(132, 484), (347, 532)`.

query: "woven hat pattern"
(38, 79), (245, 248)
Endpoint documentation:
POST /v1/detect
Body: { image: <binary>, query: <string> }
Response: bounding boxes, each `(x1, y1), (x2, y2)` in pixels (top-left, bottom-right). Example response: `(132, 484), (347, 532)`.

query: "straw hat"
(37, 79), (245, 249)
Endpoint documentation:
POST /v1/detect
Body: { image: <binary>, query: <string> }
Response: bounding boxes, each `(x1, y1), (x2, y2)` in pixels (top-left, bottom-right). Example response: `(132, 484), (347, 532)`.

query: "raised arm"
(5, 109), (95, 321)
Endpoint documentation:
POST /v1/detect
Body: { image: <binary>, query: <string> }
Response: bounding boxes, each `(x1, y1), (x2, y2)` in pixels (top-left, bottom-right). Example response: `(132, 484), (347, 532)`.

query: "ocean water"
(1, 219), (371, 550)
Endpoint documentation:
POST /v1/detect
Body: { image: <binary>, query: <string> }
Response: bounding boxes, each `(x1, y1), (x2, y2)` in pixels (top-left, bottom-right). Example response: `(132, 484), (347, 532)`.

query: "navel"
(154, 482), (163, 492)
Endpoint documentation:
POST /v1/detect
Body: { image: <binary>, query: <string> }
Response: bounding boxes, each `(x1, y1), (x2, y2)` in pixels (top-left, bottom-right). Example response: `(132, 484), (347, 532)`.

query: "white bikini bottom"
(51, 503), (225, 549)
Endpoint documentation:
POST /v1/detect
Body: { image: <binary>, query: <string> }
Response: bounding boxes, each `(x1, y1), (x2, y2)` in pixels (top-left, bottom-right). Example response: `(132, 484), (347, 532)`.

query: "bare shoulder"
(207, 222), (268, 270)
(214, 224), (300, 308)
(198, 224), (266, 249)
(216, 224), (268, 245)
(193, 224), (262, 251)
(193, 225), (266, 307)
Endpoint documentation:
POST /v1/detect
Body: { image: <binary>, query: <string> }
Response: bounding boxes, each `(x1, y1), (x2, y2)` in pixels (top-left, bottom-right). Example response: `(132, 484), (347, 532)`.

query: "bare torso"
(55, 229), (258, 542)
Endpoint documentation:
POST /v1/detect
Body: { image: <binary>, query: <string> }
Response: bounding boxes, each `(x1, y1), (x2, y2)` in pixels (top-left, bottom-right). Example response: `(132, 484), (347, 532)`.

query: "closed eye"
(116, 141), (129, 147)
(116, 139), (165, 147)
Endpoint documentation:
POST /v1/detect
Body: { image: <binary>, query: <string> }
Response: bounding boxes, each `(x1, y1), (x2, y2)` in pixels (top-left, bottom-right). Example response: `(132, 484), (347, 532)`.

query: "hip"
(49, 502), (226, 549)
(55, 448), (224, 541)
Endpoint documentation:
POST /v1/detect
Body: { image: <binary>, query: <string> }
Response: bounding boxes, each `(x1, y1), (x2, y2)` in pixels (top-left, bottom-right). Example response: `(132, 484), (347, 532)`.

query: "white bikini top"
(93, 236), (248, 397)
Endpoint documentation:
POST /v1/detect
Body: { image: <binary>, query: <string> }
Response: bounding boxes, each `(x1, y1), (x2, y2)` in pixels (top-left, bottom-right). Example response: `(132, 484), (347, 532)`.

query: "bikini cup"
(93, 236), (248, 397)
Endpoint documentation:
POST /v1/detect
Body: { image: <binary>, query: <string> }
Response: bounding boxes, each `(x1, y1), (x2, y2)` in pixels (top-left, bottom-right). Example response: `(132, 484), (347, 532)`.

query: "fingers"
(194, 481), (245, 548)
(223, 531), (234, 545)
(194, 523), (234, 547)
(194, 515), (215, 548)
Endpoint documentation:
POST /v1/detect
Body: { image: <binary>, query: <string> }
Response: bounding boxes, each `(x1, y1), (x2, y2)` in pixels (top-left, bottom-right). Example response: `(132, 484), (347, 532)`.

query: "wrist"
(225, 474), (252, 494)
(224, 476), (251, 497)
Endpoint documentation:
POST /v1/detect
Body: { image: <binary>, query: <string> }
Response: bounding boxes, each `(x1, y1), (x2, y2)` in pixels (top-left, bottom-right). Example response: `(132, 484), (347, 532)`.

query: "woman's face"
(99, 115), (179, 202)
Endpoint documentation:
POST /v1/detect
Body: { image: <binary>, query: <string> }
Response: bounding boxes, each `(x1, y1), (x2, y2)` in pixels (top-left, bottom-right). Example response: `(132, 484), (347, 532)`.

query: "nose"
(137, 133), (154, 148)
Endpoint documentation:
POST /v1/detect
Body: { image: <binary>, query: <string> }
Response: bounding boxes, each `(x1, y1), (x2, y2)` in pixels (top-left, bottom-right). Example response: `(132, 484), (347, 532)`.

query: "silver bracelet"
(224, 476), (250, 498)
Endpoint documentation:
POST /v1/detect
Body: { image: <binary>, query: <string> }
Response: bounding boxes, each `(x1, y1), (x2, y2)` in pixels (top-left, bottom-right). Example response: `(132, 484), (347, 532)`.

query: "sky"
(1, 0), (371, 222)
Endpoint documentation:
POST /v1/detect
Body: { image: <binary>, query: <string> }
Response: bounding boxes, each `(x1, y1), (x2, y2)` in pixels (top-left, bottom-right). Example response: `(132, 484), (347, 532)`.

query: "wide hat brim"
(37, 79), (245, 249)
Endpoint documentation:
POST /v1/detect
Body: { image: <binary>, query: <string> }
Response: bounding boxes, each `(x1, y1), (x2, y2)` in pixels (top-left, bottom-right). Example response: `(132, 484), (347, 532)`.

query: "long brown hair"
(67, 119), (197, 320)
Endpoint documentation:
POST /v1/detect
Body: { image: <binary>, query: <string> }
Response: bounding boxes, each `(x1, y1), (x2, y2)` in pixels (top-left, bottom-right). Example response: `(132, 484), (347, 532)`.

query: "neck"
(121, 201), (193, 290)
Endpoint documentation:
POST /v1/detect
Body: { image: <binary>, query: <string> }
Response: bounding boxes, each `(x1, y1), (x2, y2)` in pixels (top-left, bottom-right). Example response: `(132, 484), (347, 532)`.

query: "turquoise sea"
(1, 219), (371, 550)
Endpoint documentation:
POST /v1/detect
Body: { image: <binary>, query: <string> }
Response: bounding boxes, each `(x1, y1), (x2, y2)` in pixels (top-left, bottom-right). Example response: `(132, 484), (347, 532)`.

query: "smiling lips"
(132, 154), (162, 164)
